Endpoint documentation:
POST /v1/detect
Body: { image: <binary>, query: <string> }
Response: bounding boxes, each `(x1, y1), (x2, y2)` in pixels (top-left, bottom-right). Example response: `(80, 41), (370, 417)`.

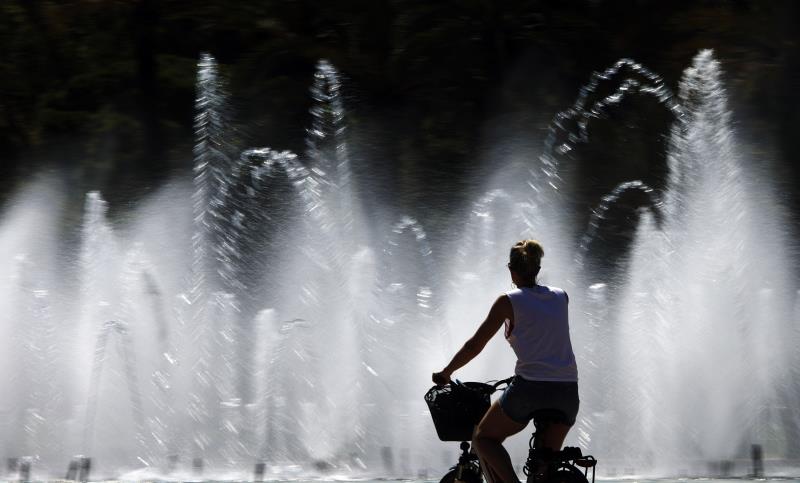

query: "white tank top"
(504, 285), (578, 382)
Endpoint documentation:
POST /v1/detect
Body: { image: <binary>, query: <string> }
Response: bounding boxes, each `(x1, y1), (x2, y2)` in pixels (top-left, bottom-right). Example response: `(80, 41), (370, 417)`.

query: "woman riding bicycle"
(433, 239), (579, 483)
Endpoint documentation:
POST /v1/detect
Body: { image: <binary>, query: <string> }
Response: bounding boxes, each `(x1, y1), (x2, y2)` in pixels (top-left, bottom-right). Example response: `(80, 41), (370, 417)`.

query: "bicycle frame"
(524, 430), (596, 483)
(434, 377), (597, 483)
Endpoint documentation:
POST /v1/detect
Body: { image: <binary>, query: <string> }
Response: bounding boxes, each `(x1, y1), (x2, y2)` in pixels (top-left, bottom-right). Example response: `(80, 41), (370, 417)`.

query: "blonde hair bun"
(509, 239), (544, 283)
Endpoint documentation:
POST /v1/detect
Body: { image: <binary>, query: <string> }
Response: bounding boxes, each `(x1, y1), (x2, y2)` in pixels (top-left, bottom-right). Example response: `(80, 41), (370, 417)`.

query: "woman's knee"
(472, 434), (490, 455)
(474, 425), (503, 445)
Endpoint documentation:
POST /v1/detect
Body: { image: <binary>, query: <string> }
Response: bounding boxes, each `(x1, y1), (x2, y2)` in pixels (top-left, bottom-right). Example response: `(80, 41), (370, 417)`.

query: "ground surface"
(21, 478), (800, 483)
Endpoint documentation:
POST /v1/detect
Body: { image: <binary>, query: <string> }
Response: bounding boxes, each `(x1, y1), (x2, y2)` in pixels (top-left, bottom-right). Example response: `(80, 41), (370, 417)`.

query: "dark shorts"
(499, 376), (579, 426)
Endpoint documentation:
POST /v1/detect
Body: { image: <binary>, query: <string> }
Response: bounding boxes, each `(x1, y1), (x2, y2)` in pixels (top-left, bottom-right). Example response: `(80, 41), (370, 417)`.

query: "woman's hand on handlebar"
(432, 370), (452, 386)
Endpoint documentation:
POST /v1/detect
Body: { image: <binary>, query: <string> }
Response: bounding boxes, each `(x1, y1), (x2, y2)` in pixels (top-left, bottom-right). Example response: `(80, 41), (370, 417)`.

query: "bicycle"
(425, 378), (597, 483)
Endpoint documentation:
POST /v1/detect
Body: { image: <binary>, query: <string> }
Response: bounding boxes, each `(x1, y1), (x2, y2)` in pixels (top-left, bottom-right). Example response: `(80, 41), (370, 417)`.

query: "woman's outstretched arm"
(432, 295), (513, 385)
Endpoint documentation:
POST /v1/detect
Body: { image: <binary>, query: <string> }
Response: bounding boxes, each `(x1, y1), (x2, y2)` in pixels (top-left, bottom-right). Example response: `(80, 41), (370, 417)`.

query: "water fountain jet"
(0, 50), (796, 479)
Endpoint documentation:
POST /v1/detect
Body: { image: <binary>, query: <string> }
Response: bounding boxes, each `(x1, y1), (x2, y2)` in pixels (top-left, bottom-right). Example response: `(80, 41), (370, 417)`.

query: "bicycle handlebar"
(450, 376), (514, 394)
(491, 376), (514, 389)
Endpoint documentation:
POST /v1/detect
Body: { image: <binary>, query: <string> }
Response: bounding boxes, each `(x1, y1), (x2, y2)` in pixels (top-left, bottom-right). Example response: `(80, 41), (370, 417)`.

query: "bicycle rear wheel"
(440, 465), (483, 483)
(527, 465), (587, 483)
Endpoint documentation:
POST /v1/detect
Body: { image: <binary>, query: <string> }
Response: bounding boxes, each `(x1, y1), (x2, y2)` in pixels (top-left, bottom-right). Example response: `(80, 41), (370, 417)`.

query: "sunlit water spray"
(602, 50), (798, 472)
(0, 50), (797, 480)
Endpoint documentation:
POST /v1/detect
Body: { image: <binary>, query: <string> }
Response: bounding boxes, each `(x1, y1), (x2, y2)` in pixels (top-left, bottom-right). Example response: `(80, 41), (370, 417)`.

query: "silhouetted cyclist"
(433, 239), (579, 483)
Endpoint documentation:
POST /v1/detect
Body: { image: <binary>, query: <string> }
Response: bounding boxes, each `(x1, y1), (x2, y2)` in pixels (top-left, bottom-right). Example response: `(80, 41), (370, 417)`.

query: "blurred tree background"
(0, 0), (798, 224)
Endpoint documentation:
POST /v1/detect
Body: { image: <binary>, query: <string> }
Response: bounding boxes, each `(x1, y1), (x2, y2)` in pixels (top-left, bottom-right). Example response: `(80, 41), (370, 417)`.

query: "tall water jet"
(0, 178), (65, 472)
(7, 255), (62, 467)
(116, 245), (177, 462)
(602, 49), (797, 470)
(77, 192), (118, 378)
(77, 191), (133, 472)
(306, 59), (354, 237)
(191, 52), (239, 297)
(572, 282), (610, 453)
(267, 58), (376, 469)
(184, 53), (247, 467)
(254, 310), (316, 465)
(82, 319), (147, 472)
(375, 216), (440, 475)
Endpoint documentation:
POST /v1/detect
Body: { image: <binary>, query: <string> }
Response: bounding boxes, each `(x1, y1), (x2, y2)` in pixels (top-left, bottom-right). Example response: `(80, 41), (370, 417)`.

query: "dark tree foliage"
(0, 0), (797, 214)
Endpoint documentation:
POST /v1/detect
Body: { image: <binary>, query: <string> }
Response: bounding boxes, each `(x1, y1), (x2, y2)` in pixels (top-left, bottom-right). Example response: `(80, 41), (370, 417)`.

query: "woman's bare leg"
(530, 422), (572, 479)
(473, 401), (527, 483)
(475, 453), (498, 483)
(539, 423), (570, 451)
(473, 431), (498, 483)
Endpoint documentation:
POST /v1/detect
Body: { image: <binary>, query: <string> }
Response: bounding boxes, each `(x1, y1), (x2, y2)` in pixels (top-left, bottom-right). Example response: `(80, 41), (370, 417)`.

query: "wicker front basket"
(424, 382), (492, 441)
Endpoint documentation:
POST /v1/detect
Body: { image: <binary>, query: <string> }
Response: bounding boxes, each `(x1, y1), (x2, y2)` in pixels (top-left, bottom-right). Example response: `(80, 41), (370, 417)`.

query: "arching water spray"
(539, 59), (684, 194)
(575, 180), (661, 270)
(0, 51), (797, 479)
